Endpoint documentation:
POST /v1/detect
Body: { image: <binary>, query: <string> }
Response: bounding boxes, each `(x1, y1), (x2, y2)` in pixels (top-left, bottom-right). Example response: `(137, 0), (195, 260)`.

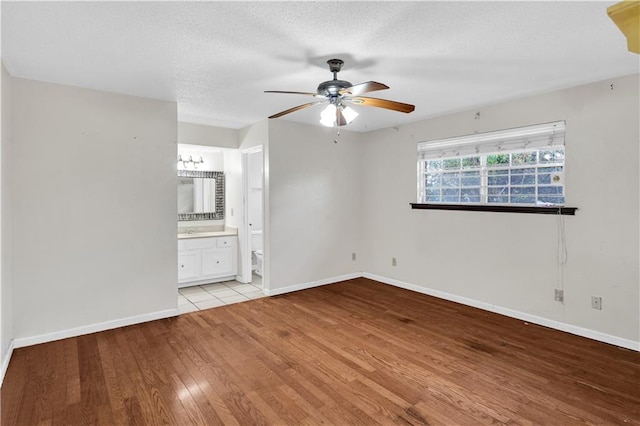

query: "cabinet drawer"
(178, 251), (200, 282)
(178, 236), (236, 250)
(179, 237), (217, 250)
(216, 237), (235, 248)
(201, 248), (234, 277)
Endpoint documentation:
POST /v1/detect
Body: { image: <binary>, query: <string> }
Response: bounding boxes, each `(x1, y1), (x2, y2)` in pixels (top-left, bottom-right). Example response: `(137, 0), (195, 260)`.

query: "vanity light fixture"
(177, 155), (205, 168)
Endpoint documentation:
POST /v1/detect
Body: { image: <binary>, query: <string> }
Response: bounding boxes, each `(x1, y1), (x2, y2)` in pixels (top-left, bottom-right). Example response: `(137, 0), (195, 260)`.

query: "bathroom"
(176, 129), (265, 313)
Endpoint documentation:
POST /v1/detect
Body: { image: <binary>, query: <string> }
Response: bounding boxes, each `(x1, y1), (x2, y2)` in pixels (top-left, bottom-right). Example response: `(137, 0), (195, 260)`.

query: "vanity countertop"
(178, 228), (238, 239)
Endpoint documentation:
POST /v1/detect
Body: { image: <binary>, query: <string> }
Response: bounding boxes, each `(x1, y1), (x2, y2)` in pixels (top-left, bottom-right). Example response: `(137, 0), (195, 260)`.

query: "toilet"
(254, 250), (263, 277)
(251, 231), (263, 277)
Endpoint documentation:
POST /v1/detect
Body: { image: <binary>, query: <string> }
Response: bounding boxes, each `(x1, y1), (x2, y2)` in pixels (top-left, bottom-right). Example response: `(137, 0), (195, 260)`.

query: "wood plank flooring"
(2, 278), (639, 425)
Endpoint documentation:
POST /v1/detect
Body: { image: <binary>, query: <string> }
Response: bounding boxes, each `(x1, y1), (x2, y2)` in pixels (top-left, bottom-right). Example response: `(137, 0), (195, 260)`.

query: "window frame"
(413, 121), (577, 215)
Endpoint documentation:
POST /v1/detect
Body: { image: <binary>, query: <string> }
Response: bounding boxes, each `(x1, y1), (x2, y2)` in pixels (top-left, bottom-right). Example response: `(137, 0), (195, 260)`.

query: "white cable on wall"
(556, 210), (568, 297)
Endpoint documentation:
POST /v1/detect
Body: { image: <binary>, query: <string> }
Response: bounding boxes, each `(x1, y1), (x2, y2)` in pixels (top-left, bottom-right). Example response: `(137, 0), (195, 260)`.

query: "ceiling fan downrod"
(317, 59), (352, 97)
(327, 58), (344, 79)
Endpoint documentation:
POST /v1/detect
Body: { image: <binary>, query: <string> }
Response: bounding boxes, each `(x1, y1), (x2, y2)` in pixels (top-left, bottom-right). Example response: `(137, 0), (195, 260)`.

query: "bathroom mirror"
(178, 170), (224, 221)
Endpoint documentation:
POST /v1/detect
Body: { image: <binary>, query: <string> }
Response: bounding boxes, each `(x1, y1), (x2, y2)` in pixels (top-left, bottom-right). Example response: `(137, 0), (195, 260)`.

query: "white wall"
(268, 120), (362, 291)
(0, 62), (13, 379)
(361, 73), (639, 345)
(11, 78), (178, 342)
(178, 122), (239, 149)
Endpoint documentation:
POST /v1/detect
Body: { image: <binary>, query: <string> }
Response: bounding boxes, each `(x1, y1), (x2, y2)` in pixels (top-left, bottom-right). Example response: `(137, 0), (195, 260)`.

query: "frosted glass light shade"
(320, 104), (337, 127)
(341, 106), (358, 124)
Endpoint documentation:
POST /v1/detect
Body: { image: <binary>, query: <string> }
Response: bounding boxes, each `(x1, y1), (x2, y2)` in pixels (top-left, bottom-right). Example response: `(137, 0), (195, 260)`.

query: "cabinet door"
(178, 250), (201, 282)
(201, 248), (233, 277)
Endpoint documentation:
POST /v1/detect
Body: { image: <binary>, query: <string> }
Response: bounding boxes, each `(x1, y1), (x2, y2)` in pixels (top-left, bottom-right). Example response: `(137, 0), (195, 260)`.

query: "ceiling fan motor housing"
(317, 79), (352, 97)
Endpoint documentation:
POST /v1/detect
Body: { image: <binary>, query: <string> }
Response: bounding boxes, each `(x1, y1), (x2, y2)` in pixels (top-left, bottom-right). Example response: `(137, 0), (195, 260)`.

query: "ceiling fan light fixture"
(320, 104), (337, 127)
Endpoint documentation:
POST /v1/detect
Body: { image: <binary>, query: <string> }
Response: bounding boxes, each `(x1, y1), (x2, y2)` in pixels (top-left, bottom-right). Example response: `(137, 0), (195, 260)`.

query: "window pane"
(510, 167), (535, 175)
(488, 169), (508, 186)
(510, 170), (536, 185)
(486, 154), (510, 167)
(540, 149), (564, 164)
(462, 156), (480, 169)
(538, 186), (563, 195)
(488, 187), (508, 196)
(442, 172), (460, 187)
(510, 186), (535, 204)
(426, 173), (441, 187)
(461, 178), (481, 187)
(538, 173), (551, 184)
(442, 158), (461, 170)
(461, 171), (480, 186)
(426, 188), (441, 202)
(488, 195), (509, 203)
(512, 152), (537, 165)
(539, 166), (563, 173)
(427, 159), (442, 170)
(538, 196), (564, 205)
(461, 188), (480, 203)
(442, 188), (460, 202)
(511, 186), (535, 195)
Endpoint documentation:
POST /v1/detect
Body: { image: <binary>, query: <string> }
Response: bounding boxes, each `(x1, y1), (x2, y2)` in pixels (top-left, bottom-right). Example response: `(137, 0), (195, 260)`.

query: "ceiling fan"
(265, 59), (415, 127)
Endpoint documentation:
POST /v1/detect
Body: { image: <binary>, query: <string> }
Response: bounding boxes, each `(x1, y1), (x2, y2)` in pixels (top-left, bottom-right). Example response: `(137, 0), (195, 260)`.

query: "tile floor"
(178, 274), (265, 314)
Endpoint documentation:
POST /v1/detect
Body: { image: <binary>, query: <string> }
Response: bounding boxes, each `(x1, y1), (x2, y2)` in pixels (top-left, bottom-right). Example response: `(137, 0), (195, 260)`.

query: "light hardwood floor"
(2, 278), (639, 425)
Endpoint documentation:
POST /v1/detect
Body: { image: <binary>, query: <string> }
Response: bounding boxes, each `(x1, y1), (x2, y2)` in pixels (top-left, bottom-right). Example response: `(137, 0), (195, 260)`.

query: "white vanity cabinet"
(178, 236), (237, 287)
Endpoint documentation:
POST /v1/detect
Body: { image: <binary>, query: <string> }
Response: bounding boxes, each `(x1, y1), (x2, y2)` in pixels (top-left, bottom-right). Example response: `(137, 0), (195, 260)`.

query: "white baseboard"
(364, 272), (639, 351)
(264, 272), (362, 296)
(0, 339), (15, 387)
(13, 308), (179, 349)
(9, 274), (638, 353)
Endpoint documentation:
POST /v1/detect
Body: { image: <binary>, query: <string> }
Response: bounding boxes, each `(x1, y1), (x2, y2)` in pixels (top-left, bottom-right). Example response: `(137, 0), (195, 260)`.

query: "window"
(417, 122), (566, 207)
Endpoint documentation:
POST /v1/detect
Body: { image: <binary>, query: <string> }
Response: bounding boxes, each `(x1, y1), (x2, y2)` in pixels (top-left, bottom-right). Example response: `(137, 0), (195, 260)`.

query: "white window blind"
(417, 121), (566, 206)
(417, 121), (565, 160)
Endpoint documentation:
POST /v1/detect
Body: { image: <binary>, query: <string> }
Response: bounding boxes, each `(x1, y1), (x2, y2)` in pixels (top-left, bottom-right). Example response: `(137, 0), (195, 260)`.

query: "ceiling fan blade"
(351, 96), (415, 113)
(268, 101), (324, 119)
(265, 90), (320, 97)
(339, 81), (389, 96)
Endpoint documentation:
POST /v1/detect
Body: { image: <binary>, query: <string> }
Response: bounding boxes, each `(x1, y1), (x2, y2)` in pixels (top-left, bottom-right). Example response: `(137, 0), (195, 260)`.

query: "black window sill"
(410, 203), (577, 215)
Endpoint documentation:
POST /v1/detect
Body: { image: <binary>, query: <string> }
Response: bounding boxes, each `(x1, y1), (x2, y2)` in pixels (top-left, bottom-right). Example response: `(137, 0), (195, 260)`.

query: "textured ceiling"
(2, 1), (638, 132)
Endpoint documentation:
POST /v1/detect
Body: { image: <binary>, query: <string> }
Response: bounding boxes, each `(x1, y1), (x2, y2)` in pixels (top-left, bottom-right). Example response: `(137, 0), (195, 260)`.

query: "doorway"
(241, 146), (264, 287)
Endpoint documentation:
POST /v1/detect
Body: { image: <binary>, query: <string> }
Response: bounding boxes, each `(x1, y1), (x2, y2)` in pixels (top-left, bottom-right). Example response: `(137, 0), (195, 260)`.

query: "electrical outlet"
(230, 208), (234, 216)
(352, 252), (356, 261)
(392, 257), (397, 267)
(591, 296), (602, 310)
(554, 289), (564, 302)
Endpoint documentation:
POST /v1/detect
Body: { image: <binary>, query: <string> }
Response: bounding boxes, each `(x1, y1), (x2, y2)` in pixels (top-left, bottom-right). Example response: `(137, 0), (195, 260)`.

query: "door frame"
(240, 145), (264, 286)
